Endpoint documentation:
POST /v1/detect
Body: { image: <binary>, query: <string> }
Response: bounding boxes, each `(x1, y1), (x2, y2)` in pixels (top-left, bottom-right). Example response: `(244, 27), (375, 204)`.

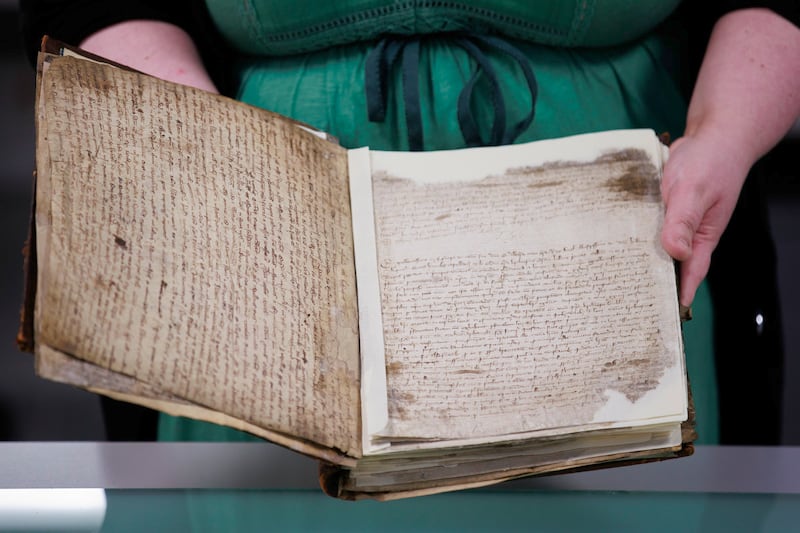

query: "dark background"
(1, 0), (103, 440)
(0, 1), (798, 443)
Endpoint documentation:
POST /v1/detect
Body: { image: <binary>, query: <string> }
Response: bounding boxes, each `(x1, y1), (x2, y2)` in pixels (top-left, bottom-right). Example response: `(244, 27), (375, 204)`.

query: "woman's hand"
(660, 130), (750, 306)
(660, 8), (800, 306)
(80, 20), (218, 93)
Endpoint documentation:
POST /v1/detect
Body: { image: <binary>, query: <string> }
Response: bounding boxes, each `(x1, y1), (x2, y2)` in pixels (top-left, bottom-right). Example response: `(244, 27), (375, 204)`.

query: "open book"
(19, 40), (694, 500)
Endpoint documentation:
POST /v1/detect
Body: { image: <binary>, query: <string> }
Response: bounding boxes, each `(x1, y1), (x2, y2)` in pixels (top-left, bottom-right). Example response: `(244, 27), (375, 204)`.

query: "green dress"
(159, 0), (718, 444)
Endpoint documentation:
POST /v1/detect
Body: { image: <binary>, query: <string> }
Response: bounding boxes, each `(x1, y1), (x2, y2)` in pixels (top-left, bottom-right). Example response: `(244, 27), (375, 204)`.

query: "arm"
(660, 8), (800, 305)
(80, 20), (218, 93)
(20, 0), (220, 93)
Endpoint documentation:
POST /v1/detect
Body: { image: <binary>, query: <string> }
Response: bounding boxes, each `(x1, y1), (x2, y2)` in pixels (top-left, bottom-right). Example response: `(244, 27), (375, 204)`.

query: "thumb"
(660, 182), (707, 263)
(660, 188), (716, 306)
(659, 135), (717, 263)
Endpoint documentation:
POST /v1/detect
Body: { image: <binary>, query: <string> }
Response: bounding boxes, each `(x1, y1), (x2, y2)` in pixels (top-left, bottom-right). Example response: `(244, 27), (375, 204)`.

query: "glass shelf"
(1, 444), (798, 532)
(102, 490), (800, 533)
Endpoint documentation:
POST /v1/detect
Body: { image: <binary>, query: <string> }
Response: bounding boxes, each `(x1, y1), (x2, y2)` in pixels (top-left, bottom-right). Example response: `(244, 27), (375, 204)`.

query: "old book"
(20, 41), (694, 500)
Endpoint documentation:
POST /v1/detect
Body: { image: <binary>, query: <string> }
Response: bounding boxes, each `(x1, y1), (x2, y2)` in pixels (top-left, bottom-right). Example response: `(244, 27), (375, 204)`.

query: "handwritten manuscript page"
(362, 131), (685, 442)
(34, 56), (362, 455)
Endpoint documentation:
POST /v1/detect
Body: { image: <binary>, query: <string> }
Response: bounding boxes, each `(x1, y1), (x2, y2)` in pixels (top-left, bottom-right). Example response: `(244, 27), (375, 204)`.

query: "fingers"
(676, 235), (716, 307)
(660, 211), (698, 263)
(660, 177), (717, 306)
(659, 135), (746, 306)
(660, 139), (712, 263)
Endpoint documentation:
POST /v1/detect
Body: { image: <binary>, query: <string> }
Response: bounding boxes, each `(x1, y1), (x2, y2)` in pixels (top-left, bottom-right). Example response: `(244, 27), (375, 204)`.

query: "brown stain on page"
(506, 148), (661, 203)
(526, 180), (564, 189)
(386, 361), (405, 375)
(598, 149), (661, 203)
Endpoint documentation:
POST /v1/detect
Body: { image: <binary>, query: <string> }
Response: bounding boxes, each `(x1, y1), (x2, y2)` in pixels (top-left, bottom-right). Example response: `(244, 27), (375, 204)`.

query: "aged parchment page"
(34, 55), (361, 456)
(366, 131), (685, 441)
